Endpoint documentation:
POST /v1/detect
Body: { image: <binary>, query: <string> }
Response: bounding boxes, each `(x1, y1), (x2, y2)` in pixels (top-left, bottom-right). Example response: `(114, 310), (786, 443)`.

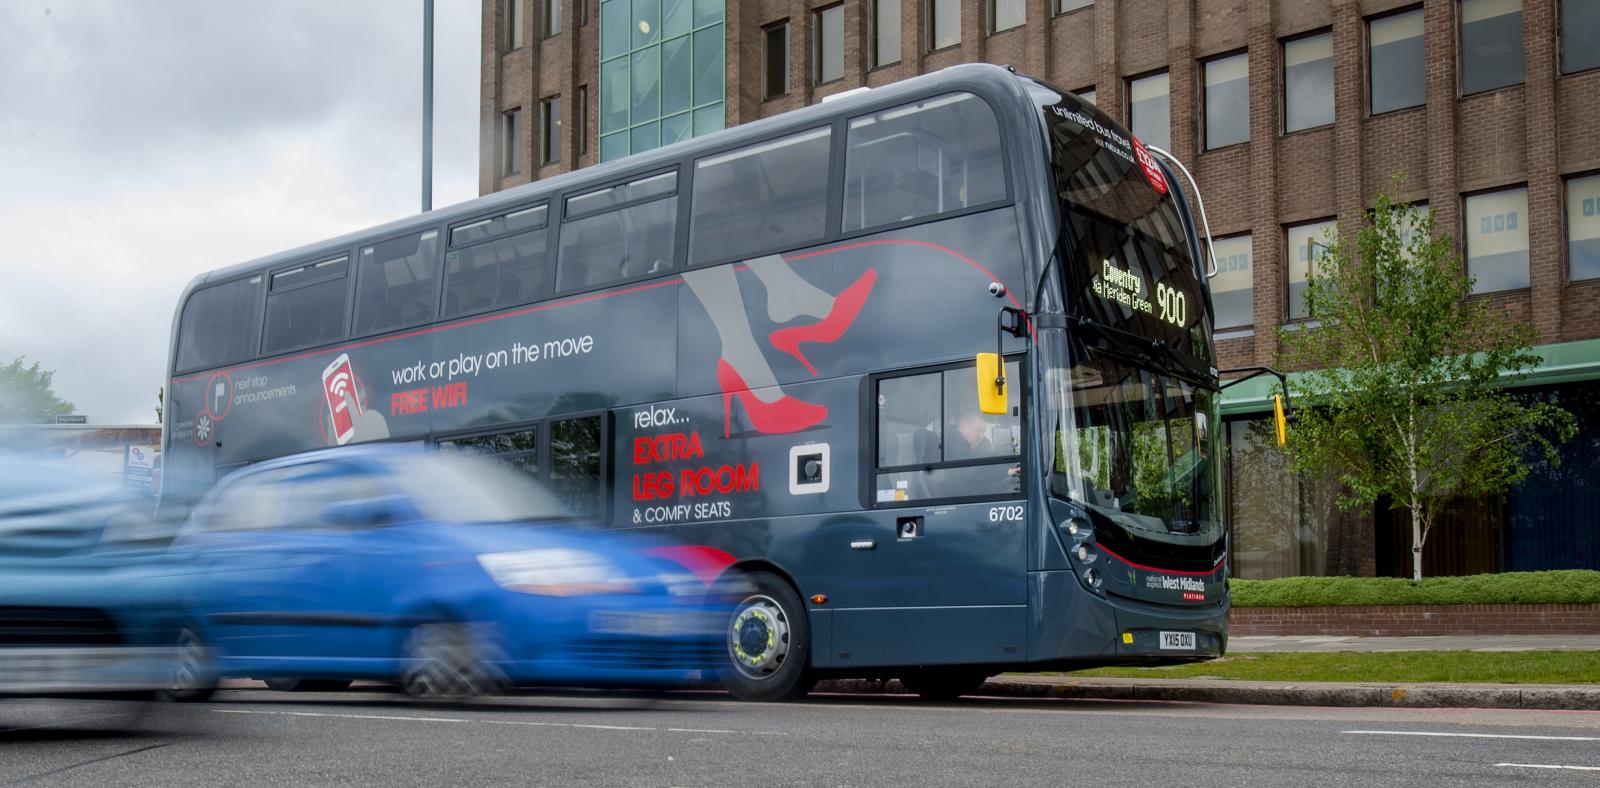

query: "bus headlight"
(1084, 568), (1100, 588)
(477, 548), (637, 596)
(1076, 544), (1090, 562)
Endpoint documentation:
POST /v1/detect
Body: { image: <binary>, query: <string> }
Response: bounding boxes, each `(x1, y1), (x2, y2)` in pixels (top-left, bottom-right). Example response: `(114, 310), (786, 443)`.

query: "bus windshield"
(1045, 350), (1221, 536)
(1030, 80), (1222, 538)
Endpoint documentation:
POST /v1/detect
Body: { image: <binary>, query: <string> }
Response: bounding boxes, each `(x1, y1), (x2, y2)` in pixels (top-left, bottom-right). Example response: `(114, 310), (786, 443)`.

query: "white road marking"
(213, 709), (470, 724)
(1344, 730), (1600, 741)
(210, 708), (784, 736)
(1496, 763), (1600, 771)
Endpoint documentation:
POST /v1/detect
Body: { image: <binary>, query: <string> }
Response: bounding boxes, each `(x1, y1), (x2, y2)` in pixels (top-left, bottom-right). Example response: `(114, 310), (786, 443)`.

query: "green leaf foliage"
(1276, 180), (1577, 578)
(0, 356), (76, 424)
(1230, 570), (1600, 607)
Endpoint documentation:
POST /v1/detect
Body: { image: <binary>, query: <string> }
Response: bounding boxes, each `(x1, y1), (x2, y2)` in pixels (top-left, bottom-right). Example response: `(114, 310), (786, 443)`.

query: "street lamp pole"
(422, 0), (434, 213)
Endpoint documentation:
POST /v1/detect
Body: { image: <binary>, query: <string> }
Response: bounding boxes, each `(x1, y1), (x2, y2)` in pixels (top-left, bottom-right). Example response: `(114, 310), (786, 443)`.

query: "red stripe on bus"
(1097, 544), (1225, 578)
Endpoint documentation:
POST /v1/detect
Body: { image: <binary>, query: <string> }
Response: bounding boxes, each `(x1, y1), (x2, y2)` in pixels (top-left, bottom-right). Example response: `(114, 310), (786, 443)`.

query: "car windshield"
(388, 453), (574, 524)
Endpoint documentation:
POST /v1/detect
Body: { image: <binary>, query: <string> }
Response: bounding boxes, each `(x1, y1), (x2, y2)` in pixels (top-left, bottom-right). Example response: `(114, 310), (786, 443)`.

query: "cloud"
(0, 0), (482, 424)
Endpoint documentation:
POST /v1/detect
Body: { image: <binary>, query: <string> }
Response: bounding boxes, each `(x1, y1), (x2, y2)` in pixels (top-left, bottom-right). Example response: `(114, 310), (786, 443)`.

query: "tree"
(156, 386), (164, 424)
(1277, 183), (1576, 581)
(0, 356), (76, 424)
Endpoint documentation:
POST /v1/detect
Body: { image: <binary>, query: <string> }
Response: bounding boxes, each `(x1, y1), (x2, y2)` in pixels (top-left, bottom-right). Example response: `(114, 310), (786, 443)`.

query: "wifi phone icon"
(321, 353), (361, 445)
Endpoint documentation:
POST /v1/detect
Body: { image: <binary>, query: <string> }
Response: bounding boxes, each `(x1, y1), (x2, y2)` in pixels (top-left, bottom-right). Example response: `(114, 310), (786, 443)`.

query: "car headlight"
(477, 548), (637, 596)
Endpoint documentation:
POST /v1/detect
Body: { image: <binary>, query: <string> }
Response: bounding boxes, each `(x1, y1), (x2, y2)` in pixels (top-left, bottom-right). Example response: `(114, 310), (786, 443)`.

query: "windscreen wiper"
(1069, 316), (1219, 391)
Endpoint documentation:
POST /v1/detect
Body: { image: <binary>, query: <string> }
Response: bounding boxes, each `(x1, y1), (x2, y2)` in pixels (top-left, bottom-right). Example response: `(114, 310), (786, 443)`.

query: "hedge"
(1229, 570), (1600, 608)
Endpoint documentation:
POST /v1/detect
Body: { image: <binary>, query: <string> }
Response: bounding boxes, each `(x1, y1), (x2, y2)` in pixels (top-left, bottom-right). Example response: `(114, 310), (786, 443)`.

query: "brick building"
(482, 0), (1600, 578)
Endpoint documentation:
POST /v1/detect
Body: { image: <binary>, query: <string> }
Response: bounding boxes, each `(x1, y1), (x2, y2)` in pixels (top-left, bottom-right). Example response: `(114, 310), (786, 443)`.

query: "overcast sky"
(0, 0), (481, 424)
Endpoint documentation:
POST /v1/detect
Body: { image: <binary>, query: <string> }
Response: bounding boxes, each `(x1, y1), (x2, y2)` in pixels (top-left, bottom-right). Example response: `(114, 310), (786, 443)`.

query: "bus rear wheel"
(718, 572), (813, 702)
(899, 668), (991, 701)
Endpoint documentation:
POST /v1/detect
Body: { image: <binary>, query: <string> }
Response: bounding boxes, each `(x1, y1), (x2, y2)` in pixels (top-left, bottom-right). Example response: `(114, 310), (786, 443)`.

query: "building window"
(992, 0), (1025, 33)
(1211, 233), (1253, 331)
(1076, 87), (1096, 105)
(506, 0), (525, 50)
(1058, 0), (1092, 13)
(1203, 52), (1249, 150)
(930, 0), (960, 50)
(541, 96), (562, 164)
(1461, 0), (1523, 94)
(874, 0), (901, 67)
(545, 0), (563, 36)
(815, 4), (844, 84)
(1570, 174), (1600, 282)
(598, 0), (725, 162)
(1284, 31), (1334, 132)
(1395, 202), (1432, 262)
(1369, 9), (1425, 114)
(763, 21), (789, 98)
(1466, 187), (1530, 293)
(1287, 219), (1336, 320)
(1564, 0), (1600, 74)
(502, 108), (522, 175)
(1128, 71), (1170, 151)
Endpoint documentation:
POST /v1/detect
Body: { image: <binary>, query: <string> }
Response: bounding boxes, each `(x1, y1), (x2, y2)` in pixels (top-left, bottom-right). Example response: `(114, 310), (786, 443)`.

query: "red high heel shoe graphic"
(768, 268), (878, 375)
(718, 359), (827, 438)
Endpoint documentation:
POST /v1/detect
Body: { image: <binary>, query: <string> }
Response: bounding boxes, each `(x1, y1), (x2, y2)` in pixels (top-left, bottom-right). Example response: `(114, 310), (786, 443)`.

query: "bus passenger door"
(829, 360), (1030, 669)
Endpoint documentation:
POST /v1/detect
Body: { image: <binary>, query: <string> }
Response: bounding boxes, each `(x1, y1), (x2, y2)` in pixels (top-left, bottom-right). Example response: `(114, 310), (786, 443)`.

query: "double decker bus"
(162, 64), (1227, 701)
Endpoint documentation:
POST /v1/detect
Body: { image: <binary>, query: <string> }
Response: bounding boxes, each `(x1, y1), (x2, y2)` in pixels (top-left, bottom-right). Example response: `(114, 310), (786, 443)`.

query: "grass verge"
(1053, 651), (1600, 685)
(1231, 570), (1600, 608)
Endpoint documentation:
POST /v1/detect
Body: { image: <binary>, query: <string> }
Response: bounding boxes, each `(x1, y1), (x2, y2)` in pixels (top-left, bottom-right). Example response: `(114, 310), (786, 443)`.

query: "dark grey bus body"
(162, 64), (1227, 675)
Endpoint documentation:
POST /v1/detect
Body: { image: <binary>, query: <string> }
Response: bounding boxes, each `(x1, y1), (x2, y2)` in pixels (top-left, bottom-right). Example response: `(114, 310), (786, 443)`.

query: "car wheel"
(400, 621), (500, 700)
(899, 668), (991, 701)
(262, 678), (354, 692)
(717, 572), (813, 702)
(158, 626), (217, 702)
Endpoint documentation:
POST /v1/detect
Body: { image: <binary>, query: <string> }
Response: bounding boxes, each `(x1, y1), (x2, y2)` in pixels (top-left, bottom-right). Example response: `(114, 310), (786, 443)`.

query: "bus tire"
(718, 572), (813, 702)
(899, 668), (991, 701)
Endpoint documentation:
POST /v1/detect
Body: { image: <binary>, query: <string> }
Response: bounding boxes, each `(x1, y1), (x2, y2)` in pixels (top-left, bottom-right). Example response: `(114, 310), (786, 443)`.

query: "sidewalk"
(817, 634), (1600, 710)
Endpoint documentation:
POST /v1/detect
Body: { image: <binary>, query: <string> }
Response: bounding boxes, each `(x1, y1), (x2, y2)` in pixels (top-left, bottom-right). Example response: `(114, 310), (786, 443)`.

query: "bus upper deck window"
(355, 230), (442, 336)
(843, 92), (1006, 233)
(688, 127), (832, 266)
(176, 274), (263, 373)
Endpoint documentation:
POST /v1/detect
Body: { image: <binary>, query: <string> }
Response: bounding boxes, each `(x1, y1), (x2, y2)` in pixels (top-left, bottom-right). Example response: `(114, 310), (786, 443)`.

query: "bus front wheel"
(718, 572), (813, 702)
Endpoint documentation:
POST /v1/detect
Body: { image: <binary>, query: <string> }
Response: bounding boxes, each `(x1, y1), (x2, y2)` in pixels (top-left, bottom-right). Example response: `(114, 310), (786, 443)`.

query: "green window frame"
(598, 0), (726, 162)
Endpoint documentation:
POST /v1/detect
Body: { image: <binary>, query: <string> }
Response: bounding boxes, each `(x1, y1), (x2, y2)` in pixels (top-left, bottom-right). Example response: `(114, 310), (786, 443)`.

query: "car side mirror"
(322, 495), (414, 528)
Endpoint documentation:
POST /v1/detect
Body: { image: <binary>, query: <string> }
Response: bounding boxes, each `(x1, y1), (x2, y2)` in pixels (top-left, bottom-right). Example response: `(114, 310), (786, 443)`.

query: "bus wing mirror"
(976, 352), (1007, 415)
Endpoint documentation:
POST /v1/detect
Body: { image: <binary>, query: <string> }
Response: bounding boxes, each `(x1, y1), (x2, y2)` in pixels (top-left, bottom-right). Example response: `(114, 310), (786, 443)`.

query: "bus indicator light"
(1122, 632), (1134, 644)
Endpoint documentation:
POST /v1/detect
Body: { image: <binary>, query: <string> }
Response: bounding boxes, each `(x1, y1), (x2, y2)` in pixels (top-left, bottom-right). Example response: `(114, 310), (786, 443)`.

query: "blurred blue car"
(175, 446), (726, 697)
(0, 451), (198, 698)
